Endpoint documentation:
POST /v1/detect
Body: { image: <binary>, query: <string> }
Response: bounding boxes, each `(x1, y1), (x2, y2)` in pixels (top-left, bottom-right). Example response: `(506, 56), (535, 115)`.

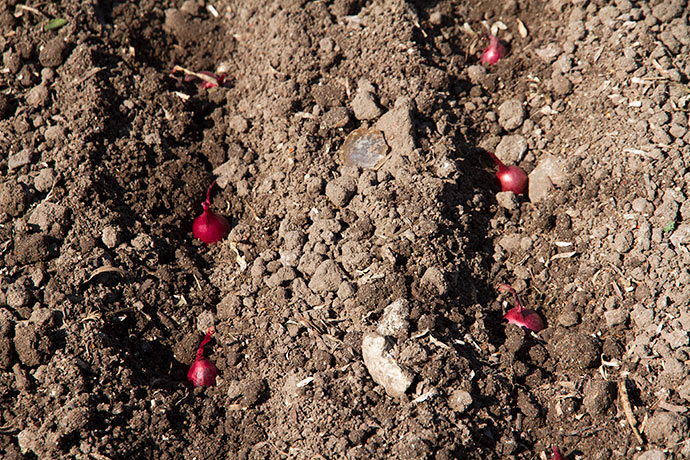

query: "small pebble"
(604, 309), (628, 328)
(8, 149), (33, 170)
(495, 135), (528, 163)
(101, 226), (122, 248)
(498, 99), (525, 131)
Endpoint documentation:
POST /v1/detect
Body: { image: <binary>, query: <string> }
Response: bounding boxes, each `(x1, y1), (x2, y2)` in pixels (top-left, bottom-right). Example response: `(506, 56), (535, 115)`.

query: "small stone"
(635, 450), (666, 460)
(528, 154), (567, 203)
(229, 115), (248, 133)
(44, 125), (65, 144)
(557, 310), (580, 327)
(3, 50), (21, 74)
(604, 309), (629, 328)
(662, 329), (689, 349)
(375, 96), (415, 157)
(583, 378), (615, 416)
(362, 331), (414, 397)
(495, 135), (528, 163)
(8, 149), (33, 170)
(325, 175), (357, 207)
(652, 3), (682, 22)
(669, 224), (690, 249)
(101, 226), (122, 249)
(39, 37), (68, 68)
(26, 84), (49, 107)
(337, 281), (356, 300)
(448, 389), (473, 413)
(496, 191), (518, 210)
(420, 267), (447, 296)
(554, 54), (573, 73)
(308, 259), (344, 293)
(552, 73), (573, 96)
(33, 168), (56, 192)
(466, 64), (486, 84)
(376, 299), (410, 337)
(632, 197), (652, 214)
(196, 310), (215, 333)
(613, 230), (634, 253)
(497, 99), (525, 131)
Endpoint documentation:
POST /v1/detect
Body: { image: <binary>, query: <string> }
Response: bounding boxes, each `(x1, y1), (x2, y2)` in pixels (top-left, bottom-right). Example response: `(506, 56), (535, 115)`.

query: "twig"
(619, 377), (644, 444)
(15, 4), (48, 18)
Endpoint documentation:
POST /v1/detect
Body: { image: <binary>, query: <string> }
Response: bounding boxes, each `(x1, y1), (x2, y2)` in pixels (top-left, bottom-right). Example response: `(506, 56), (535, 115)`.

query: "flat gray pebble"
(8, 149), (33, 170)
(635, 450), (666, 460)
(495, 135), (528, 163)
(613, 230), (634, 253)
(604, 309), (628, 328)
(498, 99), (525, 131)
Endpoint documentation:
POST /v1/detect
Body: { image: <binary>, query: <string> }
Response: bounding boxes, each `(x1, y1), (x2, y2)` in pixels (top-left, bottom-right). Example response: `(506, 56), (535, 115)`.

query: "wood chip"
(517, 18), (528, 38)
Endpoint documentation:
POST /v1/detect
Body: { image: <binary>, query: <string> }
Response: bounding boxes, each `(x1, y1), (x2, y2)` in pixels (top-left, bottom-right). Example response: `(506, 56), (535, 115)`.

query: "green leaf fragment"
(44, 18), (67, 31)
(663, 221), (676, 233)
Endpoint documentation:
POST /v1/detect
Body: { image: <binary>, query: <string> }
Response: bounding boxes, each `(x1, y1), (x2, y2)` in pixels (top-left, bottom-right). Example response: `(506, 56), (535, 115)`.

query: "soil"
(1, 0), (690, 459)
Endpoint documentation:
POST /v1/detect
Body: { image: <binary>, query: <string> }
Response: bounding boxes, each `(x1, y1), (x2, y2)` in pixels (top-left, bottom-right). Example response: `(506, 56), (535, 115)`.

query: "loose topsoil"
(2, 0), (690, 459)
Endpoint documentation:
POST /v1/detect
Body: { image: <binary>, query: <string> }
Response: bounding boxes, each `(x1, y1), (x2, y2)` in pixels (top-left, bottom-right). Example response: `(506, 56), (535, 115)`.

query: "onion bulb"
(480, 35), (507, 66)
(193, 181), (230, 244)
(486, 151), (528, 196)
(499, 284), (545, 332)
(187, 328), (218, 387)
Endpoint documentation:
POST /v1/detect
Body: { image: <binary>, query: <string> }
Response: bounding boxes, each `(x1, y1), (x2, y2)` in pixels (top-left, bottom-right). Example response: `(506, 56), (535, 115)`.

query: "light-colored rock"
(377, 299), (410, 337)
(495, 135), (528, 164)
(8, 149), (33, 170)
(635, 450), (666, 460)
(362, 331), (413, 397)
(449, 389), (473, 413)
(497, 99), (525, 131)
(375, 97), (415, 157)
(308, 259), (344, 293)
(528, 154), (566, 203)
(670, 223), (690, 249)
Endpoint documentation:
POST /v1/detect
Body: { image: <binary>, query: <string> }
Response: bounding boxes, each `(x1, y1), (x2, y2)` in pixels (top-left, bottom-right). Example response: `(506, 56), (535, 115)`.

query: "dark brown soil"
(2, 1), (690, 459)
